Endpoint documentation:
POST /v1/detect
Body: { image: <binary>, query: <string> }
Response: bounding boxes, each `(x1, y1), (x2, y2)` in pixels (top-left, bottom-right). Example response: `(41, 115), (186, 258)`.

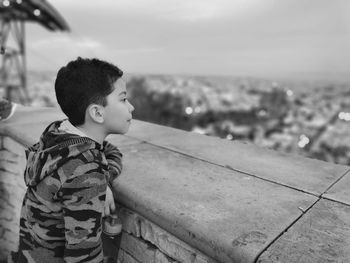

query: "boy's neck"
(75, 123), (106, 145)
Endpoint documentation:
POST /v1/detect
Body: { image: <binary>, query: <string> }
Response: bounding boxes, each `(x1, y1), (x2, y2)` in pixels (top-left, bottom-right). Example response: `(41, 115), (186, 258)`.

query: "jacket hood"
(24, 120), (104, 187)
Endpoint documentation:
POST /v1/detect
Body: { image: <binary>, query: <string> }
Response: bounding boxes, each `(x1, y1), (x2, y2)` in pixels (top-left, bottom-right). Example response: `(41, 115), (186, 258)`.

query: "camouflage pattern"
(10, 120), (122, 263)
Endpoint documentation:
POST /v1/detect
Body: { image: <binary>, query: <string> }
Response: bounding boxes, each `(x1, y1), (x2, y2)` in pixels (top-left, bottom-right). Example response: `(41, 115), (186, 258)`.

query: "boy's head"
(55, 57), (134, 135)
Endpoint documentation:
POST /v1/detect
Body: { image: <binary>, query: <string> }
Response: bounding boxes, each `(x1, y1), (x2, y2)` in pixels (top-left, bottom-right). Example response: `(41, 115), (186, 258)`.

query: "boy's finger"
(110, 201), (115, 212)
(105, 206), (110, 217)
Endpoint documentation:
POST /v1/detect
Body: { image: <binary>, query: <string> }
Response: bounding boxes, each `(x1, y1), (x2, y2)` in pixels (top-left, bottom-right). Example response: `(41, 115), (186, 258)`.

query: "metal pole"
(0, 19), (29, 104)
(22, 20), (28, 104)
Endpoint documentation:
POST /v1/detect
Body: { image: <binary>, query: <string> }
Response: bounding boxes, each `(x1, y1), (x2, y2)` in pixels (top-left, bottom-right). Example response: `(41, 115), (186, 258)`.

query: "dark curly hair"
(55, 57), (123, 125)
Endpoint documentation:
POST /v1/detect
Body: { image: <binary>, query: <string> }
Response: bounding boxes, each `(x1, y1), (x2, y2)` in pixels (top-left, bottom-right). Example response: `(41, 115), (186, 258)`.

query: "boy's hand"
(104, 185), (116, 217)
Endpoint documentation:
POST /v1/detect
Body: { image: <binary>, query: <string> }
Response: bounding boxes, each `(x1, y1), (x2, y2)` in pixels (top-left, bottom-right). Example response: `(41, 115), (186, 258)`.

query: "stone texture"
(119, 249), (142, 263)
(0, 148), (21, 161)
(118, 206), (142, 237)
(118, 247), (178, 263)
(140, 214), (215, 263)
(118, 206), (216, 263)
(0, 136), (25, 155)
(0, 137), (26, 261)
(257, 199), (350, 263)
(114, 143), (317, 263)
(127, 120), (349, 196)
(120, 232), (156, 262)
(323, 170), (350, 205)
(154, 250), (177, 263)
(0, 160), (22, 175)
(2, 123), (50, 147)
(106, 134), (144, 148)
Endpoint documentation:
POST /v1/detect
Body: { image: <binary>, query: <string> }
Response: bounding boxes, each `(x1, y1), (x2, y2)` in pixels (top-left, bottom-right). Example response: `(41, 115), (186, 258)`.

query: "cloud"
(113, 47), (164, 54)
(27, 35), (105, 70)
(27, 33), (165, 71)
(52, 0), (270, 22)
(30, 35), (102, 49)
(154, 0), (270, 22)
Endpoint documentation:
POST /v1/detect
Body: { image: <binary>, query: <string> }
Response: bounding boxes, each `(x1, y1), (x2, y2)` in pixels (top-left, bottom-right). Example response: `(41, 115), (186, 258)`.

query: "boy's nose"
(128, 101), (135, 113)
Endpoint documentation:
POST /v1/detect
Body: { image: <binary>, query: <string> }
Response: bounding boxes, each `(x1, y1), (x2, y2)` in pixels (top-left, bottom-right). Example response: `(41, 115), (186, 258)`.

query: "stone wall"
(116, 207), (216, 263)
(0, 136), (26, 260)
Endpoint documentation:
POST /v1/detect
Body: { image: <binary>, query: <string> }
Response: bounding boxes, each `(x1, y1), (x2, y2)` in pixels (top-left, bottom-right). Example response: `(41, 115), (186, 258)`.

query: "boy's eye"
(122, 98), (127, 102)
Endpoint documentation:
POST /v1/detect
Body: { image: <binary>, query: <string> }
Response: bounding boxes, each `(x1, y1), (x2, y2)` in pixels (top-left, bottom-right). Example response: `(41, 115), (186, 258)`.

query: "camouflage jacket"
(14, 120), (122, 263)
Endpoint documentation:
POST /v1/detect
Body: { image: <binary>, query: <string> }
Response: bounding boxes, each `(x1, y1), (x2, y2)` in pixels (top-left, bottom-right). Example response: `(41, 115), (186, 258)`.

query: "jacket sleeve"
(103, 141), (123, 185)
(60, 156), (106, 263)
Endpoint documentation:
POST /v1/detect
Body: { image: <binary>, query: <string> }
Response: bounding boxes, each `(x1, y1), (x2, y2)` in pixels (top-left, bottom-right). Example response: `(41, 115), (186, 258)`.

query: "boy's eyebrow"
(118, 91), (127, 96)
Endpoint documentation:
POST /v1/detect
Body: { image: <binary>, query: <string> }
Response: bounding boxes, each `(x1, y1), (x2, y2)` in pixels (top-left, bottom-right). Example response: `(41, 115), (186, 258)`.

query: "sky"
(25, 0), (350, 81)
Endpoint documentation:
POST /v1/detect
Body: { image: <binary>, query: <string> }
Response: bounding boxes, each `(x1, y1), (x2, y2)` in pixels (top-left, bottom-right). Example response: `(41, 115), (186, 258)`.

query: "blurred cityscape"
(27, 71), (350, 166)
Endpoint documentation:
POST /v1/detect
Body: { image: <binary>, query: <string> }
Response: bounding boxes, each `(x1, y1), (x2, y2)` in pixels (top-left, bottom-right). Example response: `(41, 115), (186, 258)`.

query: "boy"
(11, 57), (134, 262)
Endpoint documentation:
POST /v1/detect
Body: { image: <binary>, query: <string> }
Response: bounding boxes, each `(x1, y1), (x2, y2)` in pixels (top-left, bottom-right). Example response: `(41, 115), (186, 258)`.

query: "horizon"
(27, 69), (350, 85)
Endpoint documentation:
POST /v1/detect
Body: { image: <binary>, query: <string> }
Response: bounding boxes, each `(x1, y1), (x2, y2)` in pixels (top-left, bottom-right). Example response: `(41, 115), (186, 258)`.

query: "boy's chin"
(108, 127), (129, 135)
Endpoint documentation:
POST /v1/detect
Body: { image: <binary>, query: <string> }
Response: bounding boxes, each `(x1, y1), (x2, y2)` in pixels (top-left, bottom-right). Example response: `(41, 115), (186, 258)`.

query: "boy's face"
(103, 78), (134, 135)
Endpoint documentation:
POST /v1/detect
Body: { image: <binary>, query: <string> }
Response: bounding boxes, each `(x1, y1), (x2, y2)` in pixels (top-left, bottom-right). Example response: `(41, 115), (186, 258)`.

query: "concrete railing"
(0, 107), (350, 263)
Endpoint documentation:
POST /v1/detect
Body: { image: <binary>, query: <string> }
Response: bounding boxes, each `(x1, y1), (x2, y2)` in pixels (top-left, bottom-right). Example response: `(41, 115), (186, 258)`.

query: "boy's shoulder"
(56, 140), (109, 182)
(56, 139), (99, 162)
(23, 120), (111, 194)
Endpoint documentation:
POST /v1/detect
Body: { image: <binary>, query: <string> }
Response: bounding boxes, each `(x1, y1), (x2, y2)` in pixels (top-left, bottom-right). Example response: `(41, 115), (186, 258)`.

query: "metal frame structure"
(0, 0), (69, 104)
(0, 18), (27, 103)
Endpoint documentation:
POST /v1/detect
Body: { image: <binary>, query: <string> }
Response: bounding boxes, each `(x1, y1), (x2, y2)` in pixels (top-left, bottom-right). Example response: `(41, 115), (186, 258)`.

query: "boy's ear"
(87, 104), (105, 123)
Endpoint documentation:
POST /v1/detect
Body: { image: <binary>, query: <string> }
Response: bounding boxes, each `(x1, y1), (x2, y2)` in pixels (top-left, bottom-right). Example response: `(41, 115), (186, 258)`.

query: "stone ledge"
(257, 199), (350, 262)
(126, 121), (350, 196)
(1, 107), (350, 262)
(112, 141), (319, 262)
(323, 170), (350, 205)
